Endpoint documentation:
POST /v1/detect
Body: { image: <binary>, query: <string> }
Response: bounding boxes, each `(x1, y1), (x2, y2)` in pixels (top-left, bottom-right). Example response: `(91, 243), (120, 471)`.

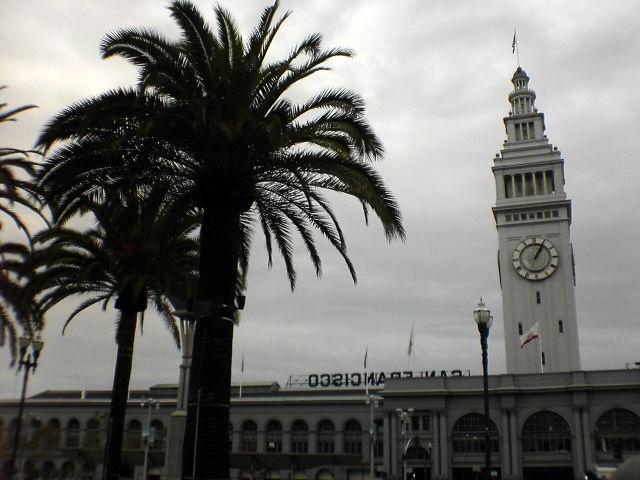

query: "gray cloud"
(1, 0), (639, 398)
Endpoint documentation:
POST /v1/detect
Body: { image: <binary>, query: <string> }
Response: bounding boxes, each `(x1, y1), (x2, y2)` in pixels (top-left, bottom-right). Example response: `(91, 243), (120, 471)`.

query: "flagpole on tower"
(538, 324), (544, 374)
(407, 323), (415, 370)
(239, 351), (244, 398)
(364, 345), (369, 396)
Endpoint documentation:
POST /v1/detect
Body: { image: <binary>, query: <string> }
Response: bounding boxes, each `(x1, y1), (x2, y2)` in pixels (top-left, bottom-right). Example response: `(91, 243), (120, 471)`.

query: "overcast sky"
(1, 0), (639, 399)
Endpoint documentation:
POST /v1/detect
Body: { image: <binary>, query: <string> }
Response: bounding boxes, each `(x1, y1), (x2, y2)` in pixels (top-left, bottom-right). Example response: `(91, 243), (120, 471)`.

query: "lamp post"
(141, 398), (160, 480)
(396, 408), (413, 480)
(473, 299), (493, 480)
(366, 394), (382, 480)
(9, 334), (44, 480)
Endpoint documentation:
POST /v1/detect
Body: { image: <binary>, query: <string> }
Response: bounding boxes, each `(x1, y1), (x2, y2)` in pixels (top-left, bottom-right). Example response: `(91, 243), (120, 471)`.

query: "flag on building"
(520, 322), (539, 348)
(512, 30), (517, 54)
(364, 346), (368, 370)
(407, 324), (414, 356)
(241, 351), (245, 373)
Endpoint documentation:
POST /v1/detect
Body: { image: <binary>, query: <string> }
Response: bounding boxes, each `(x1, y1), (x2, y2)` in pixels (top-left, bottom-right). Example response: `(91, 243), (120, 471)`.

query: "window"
(317, 419), (335, 453)
(525, 173), (534, 195)
(504, 176), (513, 198)
(536, 292), (541, 304)
(522, 411), (571, 453)
(373, 419), (384, 458)
(43, 418), (61, 450)
(265, 419), (283, 452)
(558, 320), (564, 333)
(125, 419), (142, 449)
(343, 419), (362, 455)
(545, 171), (556, 193)
(29, 417), (42, 448)
(65, 419), (81, 448)
(240, 420), (258, 452)
(452, 413), (499, 453)
(411, 413), (431, 432)
(150, 419), (164, 450)
(541, 352), (546, 366)
(85, 418), (101, 448)
(595, 408), (640, 454)
(291, 420), (309, 453)
(518, 323), (523, 335)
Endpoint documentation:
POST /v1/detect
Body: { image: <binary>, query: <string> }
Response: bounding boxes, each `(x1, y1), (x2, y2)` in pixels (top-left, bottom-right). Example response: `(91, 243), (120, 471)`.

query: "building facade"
(1, 370), (639, 480)
(492, 67), (581, 374)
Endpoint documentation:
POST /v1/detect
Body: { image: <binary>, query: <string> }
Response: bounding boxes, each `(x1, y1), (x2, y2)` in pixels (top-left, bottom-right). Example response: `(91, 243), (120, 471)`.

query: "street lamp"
(396, 408), (413, 480)
(141, 398), (160, 480)
(9, 334), (44, 480)
(473, 299), (493, 480)
(365, 394), (382, 480)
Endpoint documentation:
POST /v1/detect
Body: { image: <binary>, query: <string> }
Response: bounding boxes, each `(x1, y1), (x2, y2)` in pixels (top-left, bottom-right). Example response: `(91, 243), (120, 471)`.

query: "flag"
(520, 322), (539, 348)
(407, 324), (414, 356)
(512, 30), (517, 54)
(364, 346), (368, 370)
(241, 351), (245, 373)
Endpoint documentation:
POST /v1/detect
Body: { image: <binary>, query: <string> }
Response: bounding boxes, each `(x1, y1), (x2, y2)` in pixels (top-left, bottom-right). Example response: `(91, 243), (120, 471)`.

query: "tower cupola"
(508, 67), (537, 116)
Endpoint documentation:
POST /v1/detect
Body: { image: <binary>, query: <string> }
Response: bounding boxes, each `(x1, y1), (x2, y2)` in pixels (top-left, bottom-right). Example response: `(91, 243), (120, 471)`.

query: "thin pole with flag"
(407, 323), (415, 369)
(239, 351), (244, 398)
(364, 345), (369, 395)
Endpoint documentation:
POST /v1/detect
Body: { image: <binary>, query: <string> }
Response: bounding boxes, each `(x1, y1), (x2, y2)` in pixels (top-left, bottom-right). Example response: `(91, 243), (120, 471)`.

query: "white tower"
(492, 67), (581, 374)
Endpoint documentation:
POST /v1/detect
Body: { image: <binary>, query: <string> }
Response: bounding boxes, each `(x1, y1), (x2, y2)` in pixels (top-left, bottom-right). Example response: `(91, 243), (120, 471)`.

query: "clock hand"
(534, 244), (544, 260)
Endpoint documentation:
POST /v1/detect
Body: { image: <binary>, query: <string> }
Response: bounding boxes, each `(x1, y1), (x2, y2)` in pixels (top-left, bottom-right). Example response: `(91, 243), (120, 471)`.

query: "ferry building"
(1, 69), (639, 480)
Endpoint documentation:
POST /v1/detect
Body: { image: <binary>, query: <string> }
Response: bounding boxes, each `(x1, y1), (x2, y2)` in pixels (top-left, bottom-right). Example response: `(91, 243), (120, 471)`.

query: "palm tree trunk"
(182, 206), (241, 480)
(104, 309), (138, 480)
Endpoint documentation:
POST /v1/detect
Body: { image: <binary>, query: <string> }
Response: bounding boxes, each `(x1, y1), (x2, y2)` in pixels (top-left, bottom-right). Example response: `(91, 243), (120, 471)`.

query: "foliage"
(0, 87), (45, 360)
(35, 2), (405, 479)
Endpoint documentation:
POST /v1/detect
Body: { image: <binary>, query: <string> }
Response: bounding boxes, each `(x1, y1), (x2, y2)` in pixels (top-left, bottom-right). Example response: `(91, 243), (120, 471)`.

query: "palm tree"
(0, 87), (45, 355)
(36, 2), (405, 479)
(29, 191), (200, 480)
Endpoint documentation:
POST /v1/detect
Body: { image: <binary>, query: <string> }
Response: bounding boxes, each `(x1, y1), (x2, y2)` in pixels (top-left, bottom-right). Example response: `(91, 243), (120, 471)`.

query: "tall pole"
(141, 398), (159, 480)
(474, 299), (492, 480)
(9, 365), (30, 480)
(366, 394), (381, 480)
(478, 323), (491, 480)
(396, 409), (413, 480)
(9, 335), (43, 480)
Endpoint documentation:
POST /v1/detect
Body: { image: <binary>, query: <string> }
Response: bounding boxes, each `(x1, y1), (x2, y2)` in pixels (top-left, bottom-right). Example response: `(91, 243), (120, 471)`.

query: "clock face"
(512, 236), (559, 281)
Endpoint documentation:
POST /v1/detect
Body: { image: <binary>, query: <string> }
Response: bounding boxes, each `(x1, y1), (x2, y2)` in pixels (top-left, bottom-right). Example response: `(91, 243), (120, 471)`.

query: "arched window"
(42, 460), (56, 480)
(125, 419), (142, 450)
(43, 419), (61, 450)
(150, 419), (164, 450)
(522, 411), (571, 452)
(452, 413), (499, 453)
(61, 460), (75, 480)
(595, 408), (640, 455)
(65, 419), (80, 448)
(265, 420), (283, 452)
(240, 420), (257, 452)
(85, 418), (101, 448)
(291, 420), (309, 453)
(316, 469), (334, 480)
(317, 420), (335, 454)
(29, 417), (43, 448)
(8, 418), (20, 447)
(343, 419), (362, 455)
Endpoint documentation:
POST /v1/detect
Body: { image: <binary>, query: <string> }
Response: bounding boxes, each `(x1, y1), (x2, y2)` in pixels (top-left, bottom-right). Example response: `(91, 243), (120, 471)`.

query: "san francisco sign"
(286, 370), (470, 388)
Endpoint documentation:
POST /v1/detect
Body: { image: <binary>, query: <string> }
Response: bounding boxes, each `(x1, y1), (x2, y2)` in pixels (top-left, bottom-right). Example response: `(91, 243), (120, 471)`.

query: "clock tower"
(492, 67), (581, 374)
